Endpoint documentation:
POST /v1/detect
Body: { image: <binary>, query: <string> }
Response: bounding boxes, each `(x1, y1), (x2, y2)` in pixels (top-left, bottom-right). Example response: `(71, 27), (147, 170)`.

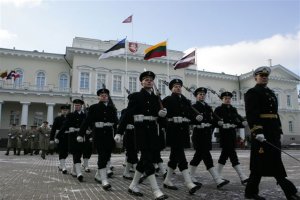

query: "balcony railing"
(0, 80), (70, 93)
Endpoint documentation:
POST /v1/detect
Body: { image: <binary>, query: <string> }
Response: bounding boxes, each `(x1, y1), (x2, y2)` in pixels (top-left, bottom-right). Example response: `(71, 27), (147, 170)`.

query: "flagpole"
(166, 39), (170, 82)
(131, 14), (134, 41)
(195, 48), (198, 87)
(125, 40), (128, 108)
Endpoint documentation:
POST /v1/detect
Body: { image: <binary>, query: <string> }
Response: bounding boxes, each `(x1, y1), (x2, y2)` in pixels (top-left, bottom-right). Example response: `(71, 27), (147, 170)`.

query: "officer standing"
(37, 121), (51, 159)
(50, 105), (70, 174)
(214, 91), (249, 185)
(189, 87), (229, 188)
(116, 71), (168, 200)
(162, 79), (202, 195)
(79, 88), (118, 190)
(5, 124), (18, 155)
(58, 99), (86, 182)
(29, 125), (39, 155)
(16, 124), (28, 155)
(244, 67), (300, 200)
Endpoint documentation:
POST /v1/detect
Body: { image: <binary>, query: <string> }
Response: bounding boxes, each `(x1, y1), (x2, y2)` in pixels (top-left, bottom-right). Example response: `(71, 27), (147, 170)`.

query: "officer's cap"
(220, 91), (233, 99)
(139, 71), (155, 82)
(72, 99), (84, 105)
(193, 87), (207, 96)
(169, 79), (183, 90)
(60, 105), (70, 110)
(97, 88), (110, 96)
(21, 124), (27, 127)
(253, 67), (271, 76)
(43, 121), (48, 124)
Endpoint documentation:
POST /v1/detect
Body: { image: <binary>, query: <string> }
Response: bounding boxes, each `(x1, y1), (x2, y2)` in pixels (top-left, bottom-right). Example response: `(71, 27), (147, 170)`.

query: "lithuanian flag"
(144, 41), (167, 60)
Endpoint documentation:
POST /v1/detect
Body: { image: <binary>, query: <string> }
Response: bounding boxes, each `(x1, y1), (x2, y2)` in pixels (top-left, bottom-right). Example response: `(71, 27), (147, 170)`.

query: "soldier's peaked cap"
(139, 71), (155, 81)
(193, 87), (207, 96)
(253, 66), (271, 76)
(169, 79), (183, 90)
(220, 91), (233, 99)
(72, 99), (84, 105)
(97, 88), (110, 96)
(60, 104), (70, 110)
(43, 121), (48, 124)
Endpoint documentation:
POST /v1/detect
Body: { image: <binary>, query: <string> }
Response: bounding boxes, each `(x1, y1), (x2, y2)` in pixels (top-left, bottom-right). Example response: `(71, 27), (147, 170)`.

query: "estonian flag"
(99, 38), (126, 60)
(173, 50), (196, 70)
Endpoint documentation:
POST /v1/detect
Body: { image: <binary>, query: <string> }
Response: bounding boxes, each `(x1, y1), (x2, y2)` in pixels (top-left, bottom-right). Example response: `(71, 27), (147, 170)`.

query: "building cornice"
(185, 69), (238, 81)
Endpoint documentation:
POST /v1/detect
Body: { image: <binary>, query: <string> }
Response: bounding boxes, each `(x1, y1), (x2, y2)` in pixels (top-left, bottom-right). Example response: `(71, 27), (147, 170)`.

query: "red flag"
(122, 15), (132, 23)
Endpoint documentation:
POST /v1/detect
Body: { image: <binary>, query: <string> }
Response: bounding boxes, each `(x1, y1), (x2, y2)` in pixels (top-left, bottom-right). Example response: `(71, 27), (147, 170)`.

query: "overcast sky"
(0, 0), (299, 76)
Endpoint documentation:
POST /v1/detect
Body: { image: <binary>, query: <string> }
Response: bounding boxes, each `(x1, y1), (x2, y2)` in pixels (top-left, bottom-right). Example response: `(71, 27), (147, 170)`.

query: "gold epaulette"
(259, 114), (278, 119)
(250, 125), (263, 133)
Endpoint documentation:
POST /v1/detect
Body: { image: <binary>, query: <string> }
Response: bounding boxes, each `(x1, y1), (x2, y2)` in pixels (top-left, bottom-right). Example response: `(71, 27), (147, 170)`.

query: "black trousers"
(245, 172), (298, 199)
(190, 149), (214, 170)
(97, 148), (112, 169)
(136, 150), (156, 176)
(218, 148), (240, 167)
(82, 141), (93, 159)
(153, 150), (163, 164)
(58, 136), (68, 160)
(126, 148), (138, 164)
(168, 147), (188, 171)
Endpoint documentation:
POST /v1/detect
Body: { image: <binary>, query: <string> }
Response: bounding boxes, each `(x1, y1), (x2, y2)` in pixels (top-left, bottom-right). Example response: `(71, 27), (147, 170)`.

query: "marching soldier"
(82, 127), (93, 173)
(189, 87), (229, 188)
(116, 71), (168, 200)
(244, 67), (300, 200)
(79, 88), (118, 190)
(58, 99), (86, 182)
(50, 105), (70, 174)
(16, 124), (28, 155)
(161, 79), (202, 195)
(37, 121), (51, 159)
(214, 91), (249, 185)
(29, 125), (39, 155)
(5, 124), (18, 155)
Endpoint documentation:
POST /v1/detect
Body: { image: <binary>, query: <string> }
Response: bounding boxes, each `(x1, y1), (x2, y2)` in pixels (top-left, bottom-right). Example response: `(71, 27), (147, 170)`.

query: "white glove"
(222, 123), (229, 129)
(114, 134), (121, 143)
(24, 139), (28, 142)
(76, 136), (84, 143)
(242, 121), (248, 127)
(86, 130), (91, 135)
(49, 140), (54, 144)
(255, 134), (266, 142)
(196, 115), (203, 122)
(218, 121), (224, 126)
(89, 138), (93, 142)
(158, 108), (167, 117)
(54, 138), (59, 144)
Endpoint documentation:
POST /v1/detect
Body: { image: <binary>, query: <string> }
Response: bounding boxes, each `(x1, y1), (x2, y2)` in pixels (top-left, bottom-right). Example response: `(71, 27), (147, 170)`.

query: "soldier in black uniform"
(244, 67), (299, 200)
(58, 99), (86, 182)
(116, 71), (168, 200)
(162, 79), (202, 195)
(50, 105), (70, 174)
(82, 127), (93, 173)
(214, 91), (249, 185)
(79, 88), (118, 190)
(189, 87), (229, 188)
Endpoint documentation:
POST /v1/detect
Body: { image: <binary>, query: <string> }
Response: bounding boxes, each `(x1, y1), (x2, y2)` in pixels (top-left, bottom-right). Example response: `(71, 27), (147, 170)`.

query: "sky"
(0, 0), (299, 77)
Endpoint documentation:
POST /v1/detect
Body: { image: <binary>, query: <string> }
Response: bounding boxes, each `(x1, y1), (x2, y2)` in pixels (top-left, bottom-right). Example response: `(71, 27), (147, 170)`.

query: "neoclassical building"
(0, 37), (299, 145)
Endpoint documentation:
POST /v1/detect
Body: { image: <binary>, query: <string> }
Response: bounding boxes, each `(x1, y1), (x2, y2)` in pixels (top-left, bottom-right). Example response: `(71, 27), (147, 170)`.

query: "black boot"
(5, 148), (10, 155)
(17, 149), (20, 155)
(276, 177), (298, 200)
(13, 148), (17, 155)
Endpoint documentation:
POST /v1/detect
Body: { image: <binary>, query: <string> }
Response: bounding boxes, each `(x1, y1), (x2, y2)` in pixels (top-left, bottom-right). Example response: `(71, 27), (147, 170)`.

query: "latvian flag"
(122, 15), (133, 23)
(144, 41), (167, 60)
(99, 38), (126, 60)
(173, 50), (196, 70)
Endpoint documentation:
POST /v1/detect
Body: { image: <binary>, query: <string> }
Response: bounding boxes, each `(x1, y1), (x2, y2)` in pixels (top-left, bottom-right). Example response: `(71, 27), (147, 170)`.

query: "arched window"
(36, 71), (45, 90)
(14, 69), (23, 88)
(59, 74), (68, 90)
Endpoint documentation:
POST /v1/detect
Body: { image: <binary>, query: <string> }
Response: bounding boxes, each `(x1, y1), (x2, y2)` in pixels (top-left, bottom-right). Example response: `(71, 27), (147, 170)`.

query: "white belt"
(95, 122), (114, 128)
(55, 130), (59, 134)
(168, 117), (190, 123)
(126, 124), (134, 130)
(194, 123), (211, 129)
(134, 115), (157, 122)
(222, 123), (237, 129)
(69, 127), (80, 132)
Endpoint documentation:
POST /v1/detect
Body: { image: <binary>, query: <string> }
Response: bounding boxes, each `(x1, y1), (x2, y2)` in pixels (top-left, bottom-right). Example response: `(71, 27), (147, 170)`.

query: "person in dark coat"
(50, 105), (70, 174)
(116, 71), (168, 200)
(244, 67), (300, 200)
(57, 99), (86, 182)
(79, 88), (118, 190)
(189, 87), (229, 188)
(214, 91), (249, 185)
(162, 79), (202, 195)
(5, 124), (18, 155)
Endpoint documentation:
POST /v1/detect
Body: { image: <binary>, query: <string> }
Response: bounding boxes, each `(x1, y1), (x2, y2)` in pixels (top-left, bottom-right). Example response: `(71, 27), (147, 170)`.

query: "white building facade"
(0, 37), (299, 145)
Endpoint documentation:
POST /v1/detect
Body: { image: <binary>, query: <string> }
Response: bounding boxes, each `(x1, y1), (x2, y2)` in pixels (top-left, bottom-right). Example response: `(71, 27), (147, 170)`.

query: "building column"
(46, 103), (55, 125)
(0, 101), (3, 128)
(20, 102), (31, 126)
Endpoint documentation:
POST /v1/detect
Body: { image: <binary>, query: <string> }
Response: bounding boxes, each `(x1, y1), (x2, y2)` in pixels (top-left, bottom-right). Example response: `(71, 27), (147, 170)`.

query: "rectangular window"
(232, 91), (237, 102)
(97, 73), (106, 90)
(158, 79), (166, 96)
(113, 75), (122, 93)
(80, 72), (90, 89)
(288, 121), (293, 132)
(287, 95), (291, 107)
(9, 111), (20, 125)
(33, 112), (44, 126)
(129, 77), (137, 93)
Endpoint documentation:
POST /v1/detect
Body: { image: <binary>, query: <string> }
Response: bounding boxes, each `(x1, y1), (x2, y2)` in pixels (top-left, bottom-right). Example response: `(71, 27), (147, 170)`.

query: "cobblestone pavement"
(0, 150), (299, 200)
